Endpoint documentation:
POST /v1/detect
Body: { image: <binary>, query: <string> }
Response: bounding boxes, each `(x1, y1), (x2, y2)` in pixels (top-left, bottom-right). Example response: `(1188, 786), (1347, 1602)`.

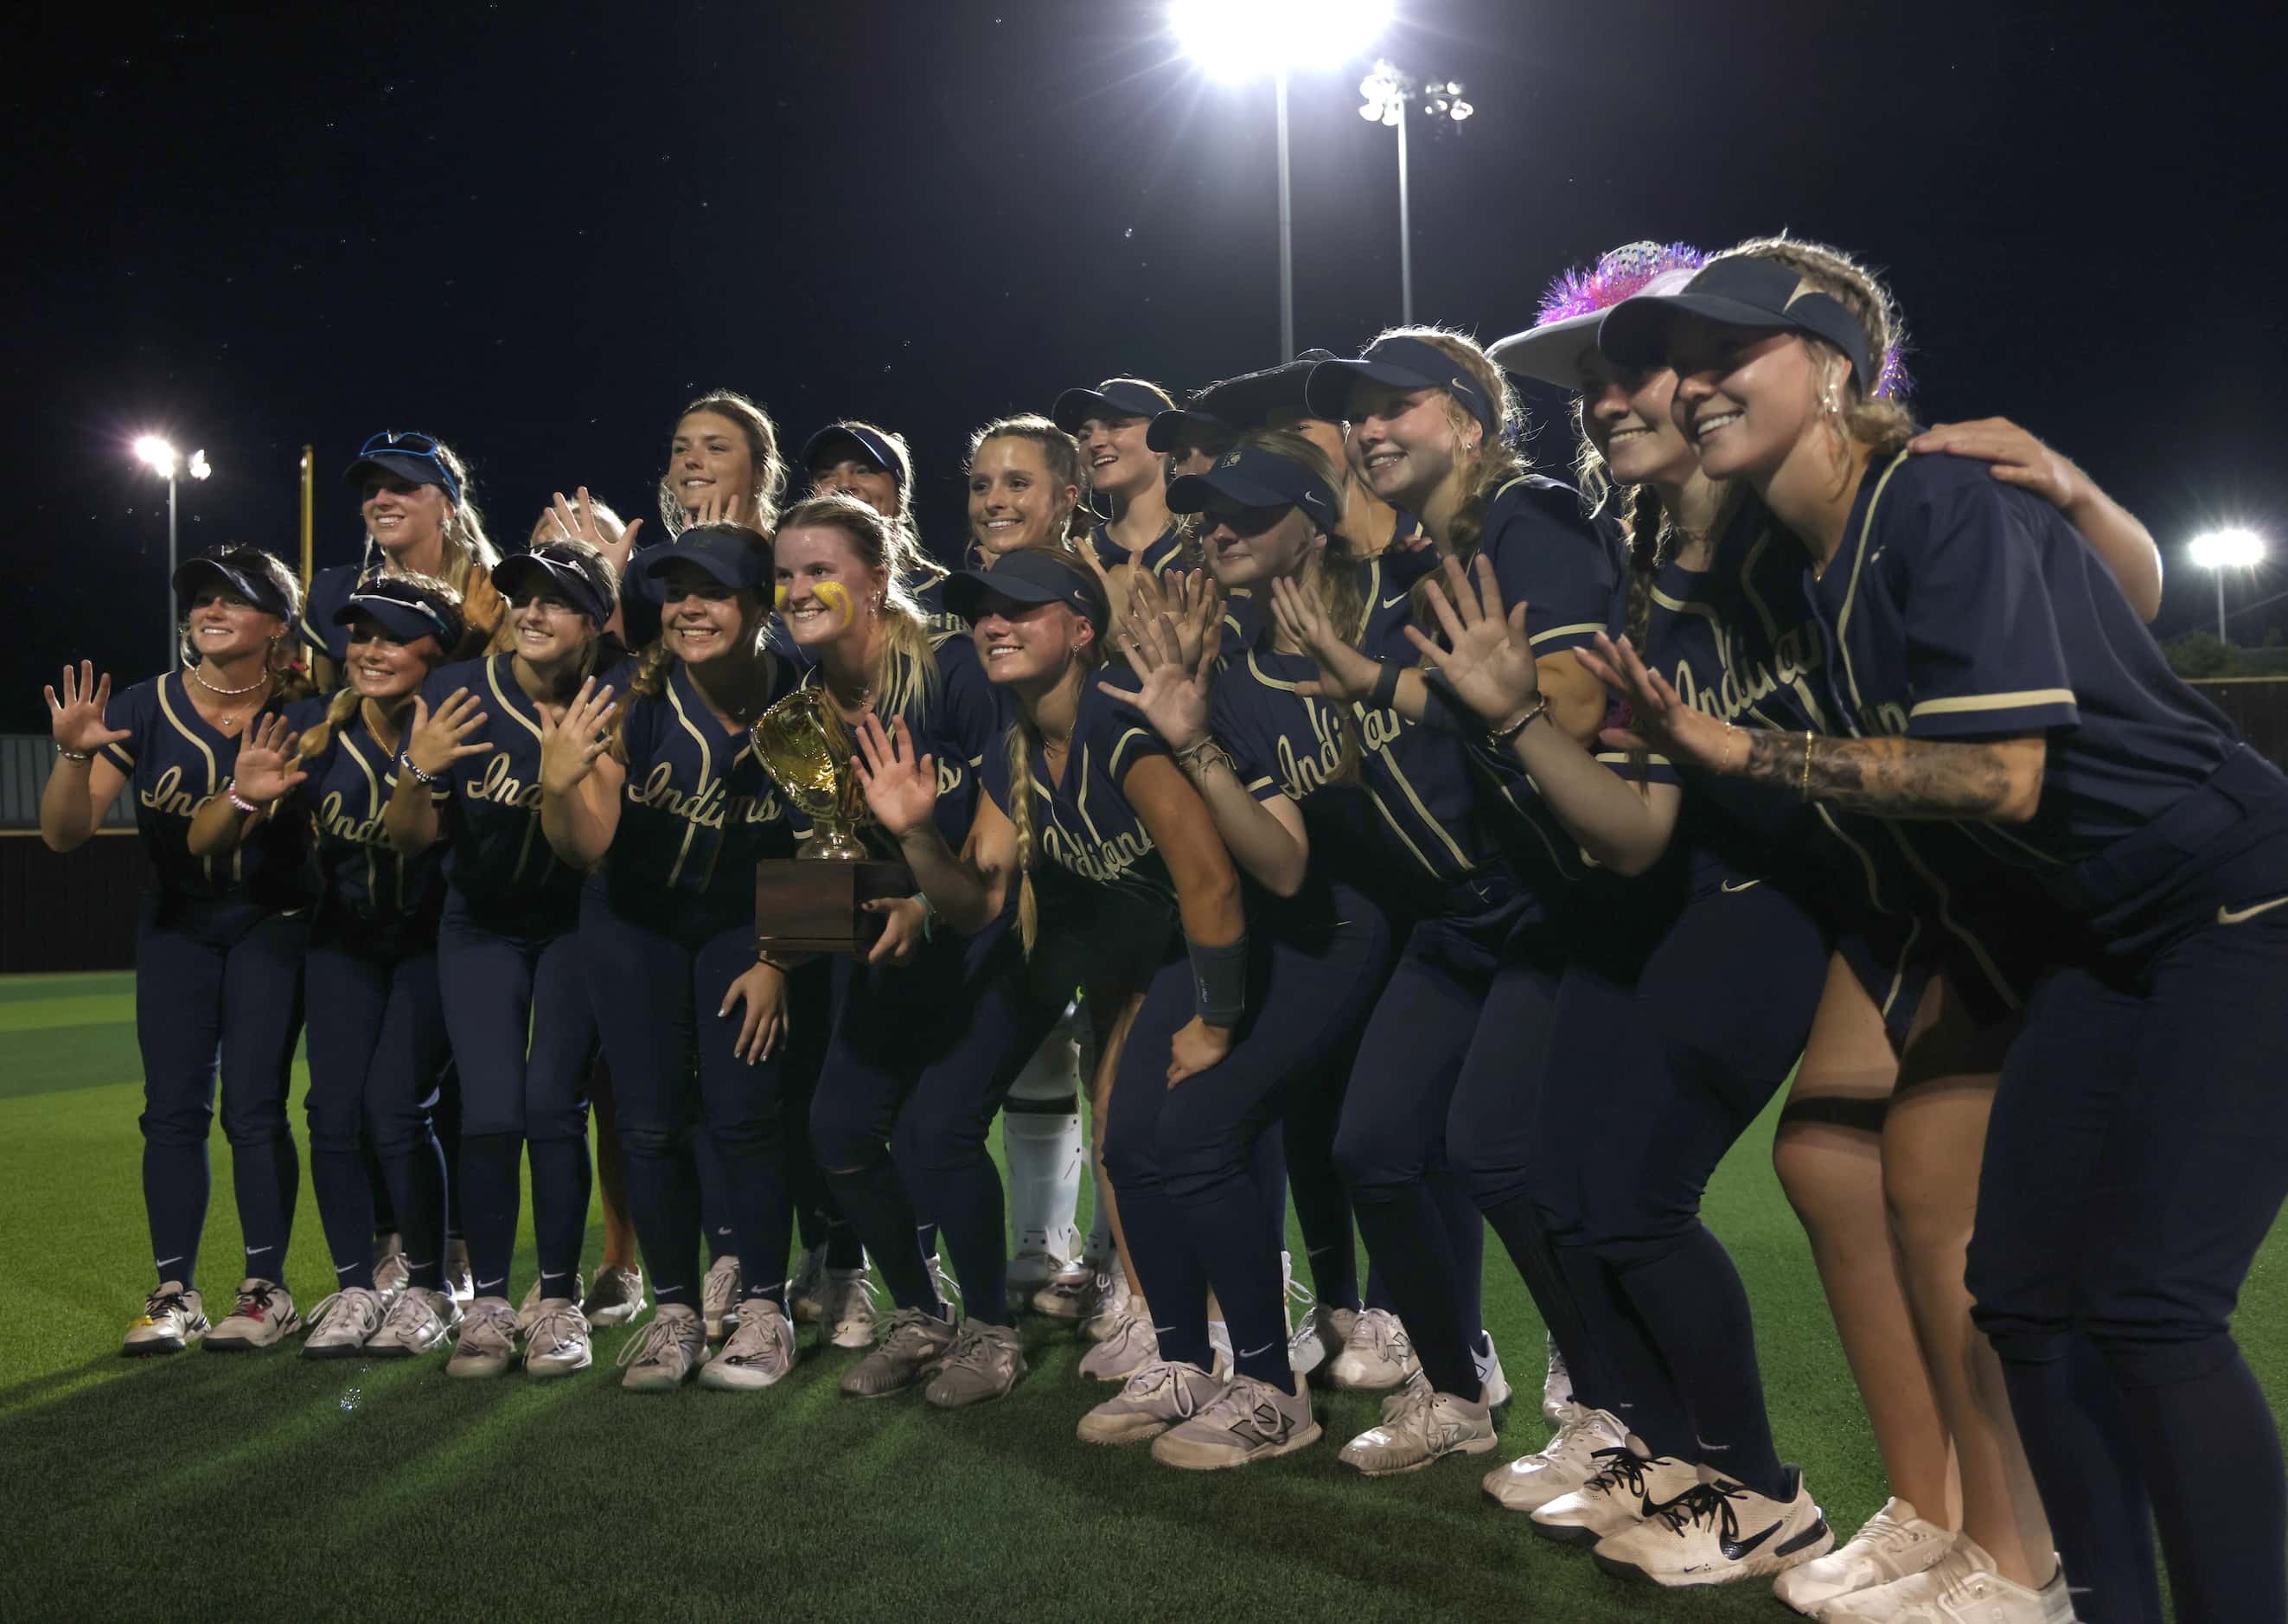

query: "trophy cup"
(750, 688), (915, 953)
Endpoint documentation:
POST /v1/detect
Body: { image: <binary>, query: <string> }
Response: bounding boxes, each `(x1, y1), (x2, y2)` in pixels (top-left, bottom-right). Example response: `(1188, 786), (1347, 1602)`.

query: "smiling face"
(343, 617), (441, 701)
(669, 411), (758, 519)
(505, 585), (595, 667)
(1577, 349), (1697, 492)
(971, 595), (1093, 689)
(809, 457), (900, 519)
(1197, 502), (1321, 589)
(968, 437), (1079, 559)
(1665, 318), (1827, 483)
(1344, 383), (1473, 511)
(362, 475), (451, 559)
(187, 588), (283, 662)
(774, 524), (884, 653)
(1076, 413), (1157, 502)
(658, 562), (760, 666)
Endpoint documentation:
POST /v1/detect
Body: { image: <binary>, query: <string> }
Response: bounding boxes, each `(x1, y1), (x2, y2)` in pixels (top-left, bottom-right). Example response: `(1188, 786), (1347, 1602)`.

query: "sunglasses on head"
(346, 591), (457, 642)
(359, 430), (442, 457)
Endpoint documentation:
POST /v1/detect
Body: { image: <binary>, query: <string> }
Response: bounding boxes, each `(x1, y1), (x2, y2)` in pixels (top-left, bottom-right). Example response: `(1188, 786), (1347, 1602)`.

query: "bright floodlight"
(188, 449), (212, 481)
(134, 435), (178, 478)
(1173, 0), (1390, 80)
(2190, 527), (2266, 570)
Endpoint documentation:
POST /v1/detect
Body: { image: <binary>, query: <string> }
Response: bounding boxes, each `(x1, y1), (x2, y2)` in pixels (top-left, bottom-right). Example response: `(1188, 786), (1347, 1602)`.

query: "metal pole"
(1396, 99), (1413, 324)
(1275, 67), (1294, 363)
(300, 445), (316, 588)
(166, 473), (179, 669)
(2218, 571), (2229, 643)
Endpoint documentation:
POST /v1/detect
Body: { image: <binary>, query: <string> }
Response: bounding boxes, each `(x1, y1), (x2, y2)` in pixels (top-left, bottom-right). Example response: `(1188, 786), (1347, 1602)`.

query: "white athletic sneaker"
(924, 1321), (1027, 1409)
(518, 1273), (582, 1335)
(1593, 1466), (1834, 1588)
(443, 1295), (516, 1375)
(1077, 1359), (1222, 1445)
(821, 1268), (878, 1351)
(1328, 1308), (1418, 1391)
(371, 1234), (409, 1303)
(617, 1303), (708, 1391)
(1475, 1331), (1512, 1409)
(362, 1284), (457, 1358)
(122, 1282), (208, 1356)
(1033, 1257), (1109, 1320)
(523, 1300), (592, 1378)
(1338, 1373), (1499, 1475)
(582, 1265), (645, 1328)
(701, 1254), (743, 1342)
(442, 1239), (474, 1306)
(1543, 1330), (1575, 1424)
(205, 1279), (302, 1351)
(1773, 1497), (1952, 1616)
(1289, 1304), (1357, 1382)
(1818, 1537), (2074, 1623)
(303, 1287), (388, 1359)
(1531, 1444), (1702, 1546)
(700, 1298), (798, 1391)
(1484, 1403), (1630, 1512)
(1152, 1372), (1321, 1470)
(789, 1244), (828, 1324)
(1077, 1309), (1159, 1381)
(1009, 1223), (1083, 1295)
(1079, 1269), (1135, 1339)
(842, 1306), (957, 1397)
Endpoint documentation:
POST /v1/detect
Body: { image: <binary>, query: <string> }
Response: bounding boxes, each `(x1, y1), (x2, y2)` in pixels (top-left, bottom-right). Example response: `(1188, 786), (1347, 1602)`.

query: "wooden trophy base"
(755, 858), (917, 955)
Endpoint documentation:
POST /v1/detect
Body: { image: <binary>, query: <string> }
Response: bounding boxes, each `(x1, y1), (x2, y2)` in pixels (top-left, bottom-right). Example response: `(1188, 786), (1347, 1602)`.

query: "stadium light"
(133, 433), (214, 666)
(1356, 61), (1475, 323)
(1172, 0), (1390, 361)
(2189, 527), (2266, 643)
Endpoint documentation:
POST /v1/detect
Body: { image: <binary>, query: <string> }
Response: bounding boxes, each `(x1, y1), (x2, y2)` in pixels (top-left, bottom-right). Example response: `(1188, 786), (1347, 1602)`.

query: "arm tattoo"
(1739, 730), (2034, 820)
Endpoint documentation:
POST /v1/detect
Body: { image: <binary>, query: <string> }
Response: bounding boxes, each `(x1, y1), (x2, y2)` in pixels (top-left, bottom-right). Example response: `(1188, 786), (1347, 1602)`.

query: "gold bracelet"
(1799, 731), (1814, 801)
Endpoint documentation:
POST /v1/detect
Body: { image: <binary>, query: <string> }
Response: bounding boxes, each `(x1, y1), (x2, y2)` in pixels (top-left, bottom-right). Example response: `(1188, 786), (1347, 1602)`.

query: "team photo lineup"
(31, 223), (2288, 1624)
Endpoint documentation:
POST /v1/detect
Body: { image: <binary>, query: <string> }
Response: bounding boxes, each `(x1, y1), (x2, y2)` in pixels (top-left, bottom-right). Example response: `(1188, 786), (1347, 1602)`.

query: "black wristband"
(1370, 661), (1402, 712)
(1187, 934), (1248, 1027)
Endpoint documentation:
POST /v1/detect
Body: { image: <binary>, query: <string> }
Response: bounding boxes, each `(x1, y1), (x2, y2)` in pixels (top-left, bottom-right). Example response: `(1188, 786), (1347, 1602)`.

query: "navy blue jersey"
(609, 653), (801, 929)
(979, 663), (1175, 909)
(282, 695), (446, 931)
(100, 672), (310, 909)
(297, 564), (361, 664)
(1212, 562), (1500, 904)
(796, 631), (1003, 857)
(906, 570), (968, 637)
(1091, 518), (1192, 582)
(417, 652), (630, 915)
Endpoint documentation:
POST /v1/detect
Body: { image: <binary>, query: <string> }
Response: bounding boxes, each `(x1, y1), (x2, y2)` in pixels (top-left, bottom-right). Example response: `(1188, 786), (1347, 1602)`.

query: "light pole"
(2189, 527), (2267, 643)
(1171, 0), (1390, 361)
(1359, 61), (1473, 325)
(134, 435), (214, 667)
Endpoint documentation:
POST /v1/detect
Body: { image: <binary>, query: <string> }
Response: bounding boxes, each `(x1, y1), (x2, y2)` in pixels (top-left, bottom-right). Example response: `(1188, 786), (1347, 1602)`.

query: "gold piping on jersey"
(1831, 449), (1914, 722)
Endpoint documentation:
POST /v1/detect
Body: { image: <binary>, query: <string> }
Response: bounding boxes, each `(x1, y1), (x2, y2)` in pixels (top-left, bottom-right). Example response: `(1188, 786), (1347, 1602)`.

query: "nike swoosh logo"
(1721, 1520), (1784, 1561)
(1719, 879), (1763, 893)
(1382, 594), (1409, 609)
(2218, 896), (2288, 925)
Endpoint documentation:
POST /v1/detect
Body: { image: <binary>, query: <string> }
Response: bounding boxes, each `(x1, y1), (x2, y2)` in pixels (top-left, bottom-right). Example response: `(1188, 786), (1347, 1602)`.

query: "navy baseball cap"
(1305, 337), (1497, 435)
(1185, 348), (1339, 435)
(342, 431), (462, 503)
(1166, 444), (1344, 538)
(336, 576), (466, 649)
(801, 422), (909, 488)
(495, 542), (617, 623)
(943, 548), (1108, 633)
(640, 523), (771, 595)
(1146, 406), (1237, 455)
(1599, 256), (1875, 387)
(1051, 379), (1176, 433)
(172, 553), (296, 622)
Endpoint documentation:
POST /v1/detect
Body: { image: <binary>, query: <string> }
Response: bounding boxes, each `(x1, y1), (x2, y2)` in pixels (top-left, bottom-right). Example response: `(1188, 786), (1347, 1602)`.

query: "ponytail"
(607, 637), (676, 764)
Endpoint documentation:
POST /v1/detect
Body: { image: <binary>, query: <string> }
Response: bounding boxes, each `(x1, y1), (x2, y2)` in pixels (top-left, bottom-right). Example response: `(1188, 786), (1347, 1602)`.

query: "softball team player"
(385, 534), (623, 1378)
(1051, 379), (1191, 580)
(802, 419), (961, 635)
(776, 491), (1064, 1405)
(1594, 243), (2288, 1624)
(188, 574), (464, 1357)
(42, 548), (313, 1353)
(540, 518), (824, 1393)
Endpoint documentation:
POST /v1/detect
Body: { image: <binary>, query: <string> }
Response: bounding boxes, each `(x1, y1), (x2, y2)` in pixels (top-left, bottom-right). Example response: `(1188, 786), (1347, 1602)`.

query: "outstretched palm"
(852, 713), (938, 837)
(45, 660), (131, 755)
(1574, 631), (1731, 770)
(1107, 605), (1213, 752)
(1403, 556), (1541, 725)
(232, 714), (308, 803)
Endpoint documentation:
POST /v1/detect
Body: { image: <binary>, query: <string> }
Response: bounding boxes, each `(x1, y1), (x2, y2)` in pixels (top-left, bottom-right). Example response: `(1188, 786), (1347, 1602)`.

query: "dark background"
(8, 0), (2282, 728)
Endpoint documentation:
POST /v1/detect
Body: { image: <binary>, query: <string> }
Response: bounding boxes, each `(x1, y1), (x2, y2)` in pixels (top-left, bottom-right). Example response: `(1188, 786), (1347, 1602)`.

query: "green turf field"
(2, 972), (2277, 1621)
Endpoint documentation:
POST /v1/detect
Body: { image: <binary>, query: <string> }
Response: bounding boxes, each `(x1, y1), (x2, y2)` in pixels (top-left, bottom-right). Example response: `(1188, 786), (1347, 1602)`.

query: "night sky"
(10, 0), (2282, 730)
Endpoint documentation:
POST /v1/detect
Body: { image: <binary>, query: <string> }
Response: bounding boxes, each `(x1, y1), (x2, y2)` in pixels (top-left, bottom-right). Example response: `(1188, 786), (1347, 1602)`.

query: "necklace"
(189, 664), (272, 697)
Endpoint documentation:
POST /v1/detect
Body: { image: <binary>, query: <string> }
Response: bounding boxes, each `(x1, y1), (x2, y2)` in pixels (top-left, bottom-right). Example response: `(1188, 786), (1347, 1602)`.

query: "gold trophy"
(750, 688), (915, 953)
